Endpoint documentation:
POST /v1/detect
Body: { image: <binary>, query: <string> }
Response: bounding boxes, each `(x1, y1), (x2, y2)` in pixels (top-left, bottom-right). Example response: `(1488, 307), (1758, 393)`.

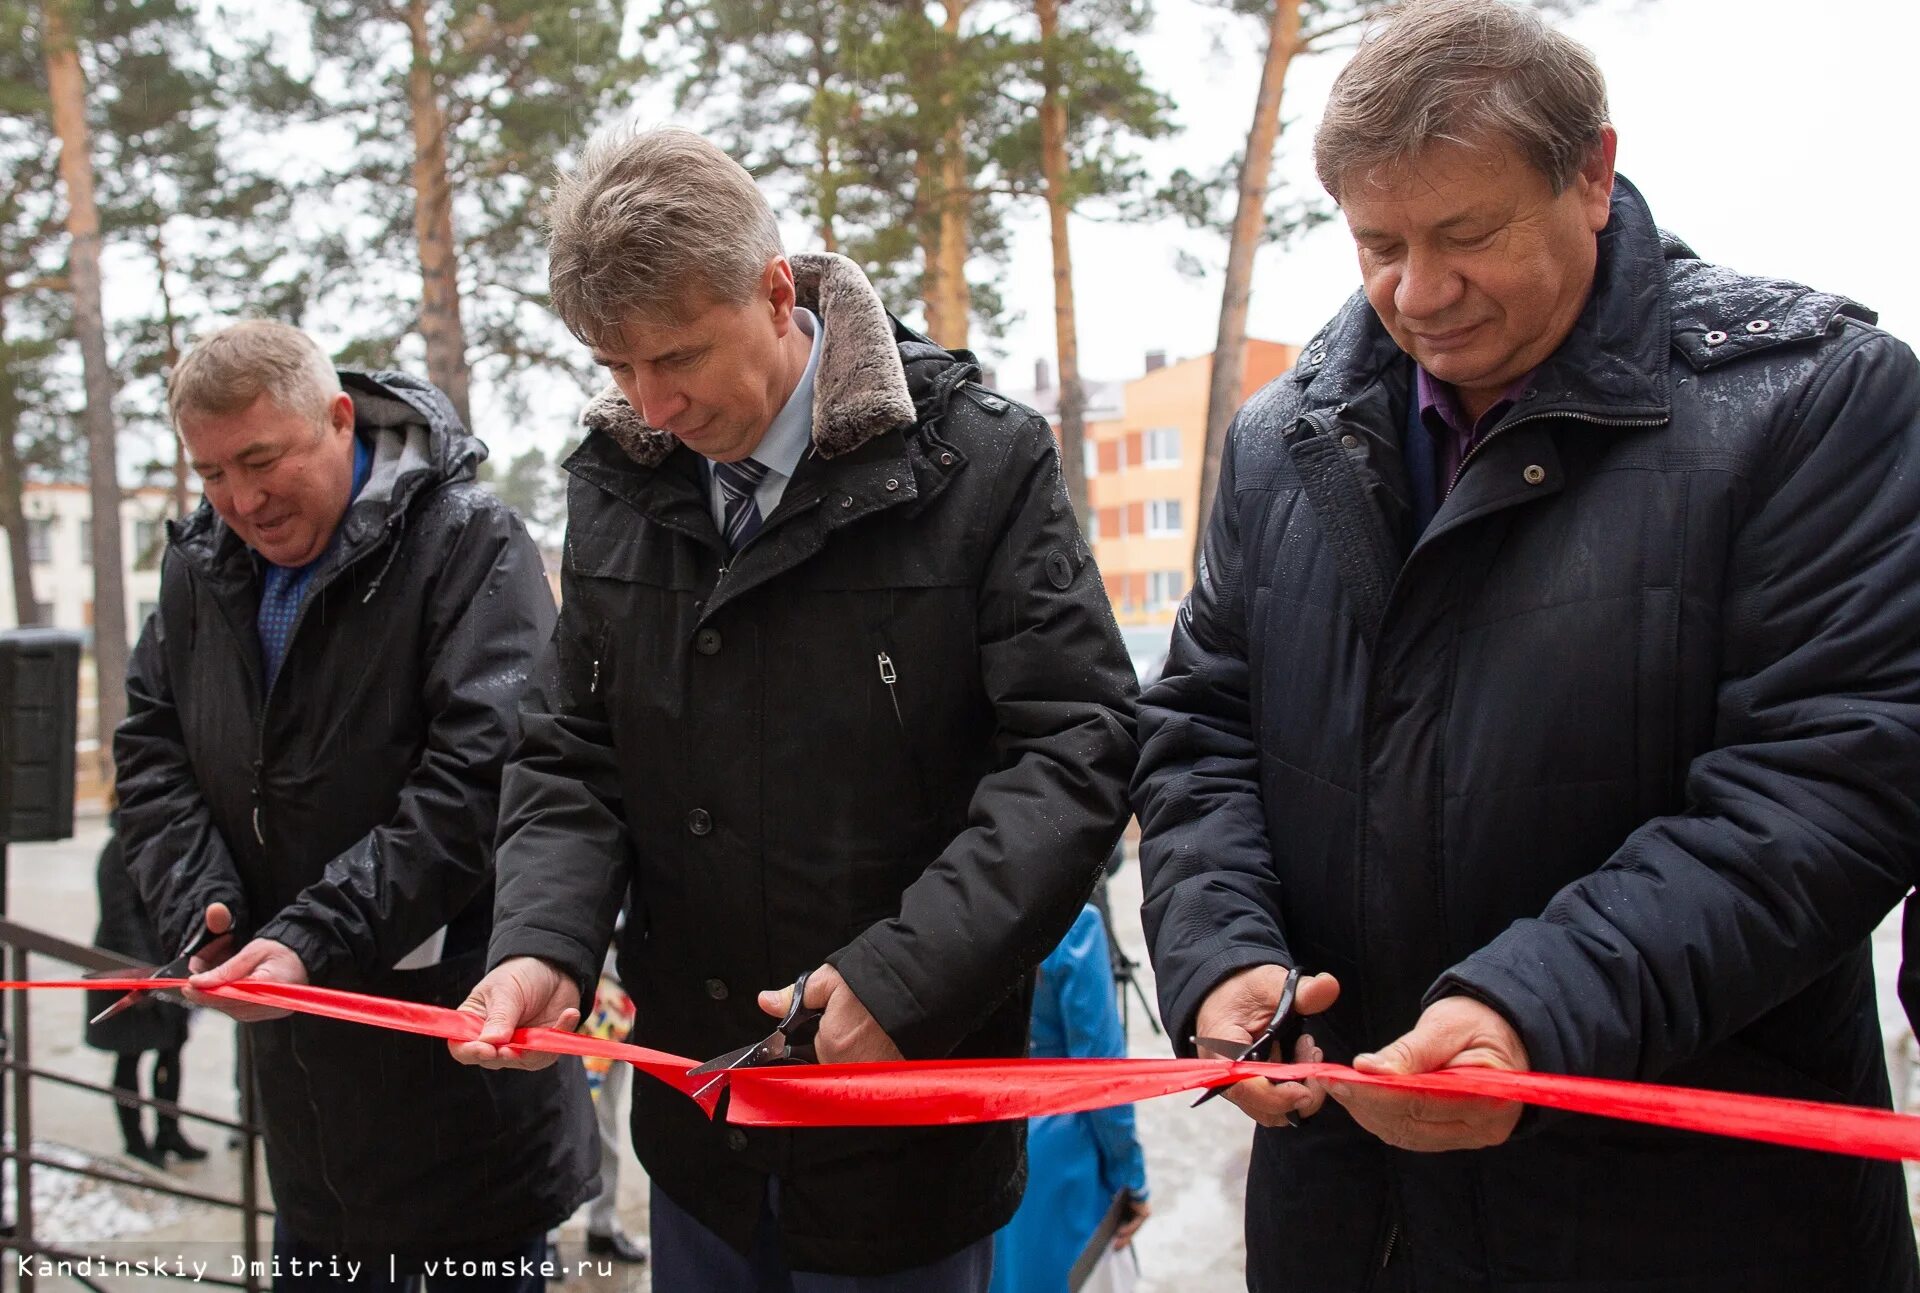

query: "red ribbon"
(27, 977), (1920, 1162)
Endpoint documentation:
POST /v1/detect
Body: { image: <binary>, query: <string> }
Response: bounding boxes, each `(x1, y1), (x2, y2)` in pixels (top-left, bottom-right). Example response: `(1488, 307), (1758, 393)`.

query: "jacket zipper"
(249, 522), (397, 846)
(1380, 1222), (1398, 1269)
(1445, 407), (1668, 496)
(877, 651), (903, 727)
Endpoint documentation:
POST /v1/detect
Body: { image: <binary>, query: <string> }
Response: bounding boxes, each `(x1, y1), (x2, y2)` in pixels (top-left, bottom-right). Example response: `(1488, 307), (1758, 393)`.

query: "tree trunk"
(0, 326), (36, 627)
(405, 0), (473, 431)
(924, 0), (971, 350)
(809, 21), (841, 255)
(45, 0), (129, 776)
(1192, 0), (1302, 578)
(1037, 0), (1087, 524)
(150, 231), (189, 518)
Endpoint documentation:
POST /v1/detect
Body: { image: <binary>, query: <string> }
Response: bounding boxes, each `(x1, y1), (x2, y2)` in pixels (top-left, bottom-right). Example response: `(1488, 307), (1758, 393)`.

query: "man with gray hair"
(1135, 0), (1920, 1287)
(117, 320), (596, 1286)
(450, 127), (1137, 1292)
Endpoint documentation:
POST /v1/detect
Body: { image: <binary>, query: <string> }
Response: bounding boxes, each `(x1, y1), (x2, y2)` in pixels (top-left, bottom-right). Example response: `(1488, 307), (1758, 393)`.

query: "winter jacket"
(115, 369), (596, 1257)
(1134, 176), (1920, 1292)
(488, 252), (1138, 1276)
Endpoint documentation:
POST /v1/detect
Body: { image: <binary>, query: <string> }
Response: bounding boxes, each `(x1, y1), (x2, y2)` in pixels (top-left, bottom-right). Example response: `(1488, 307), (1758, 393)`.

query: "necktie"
(713, 457), (772, 551)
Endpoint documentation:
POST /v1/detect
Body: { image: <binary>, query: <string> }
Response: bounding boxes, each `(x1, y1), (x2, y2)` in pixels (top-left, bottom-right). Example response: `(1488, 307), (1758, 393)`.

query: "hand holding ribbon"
(1328, 995), (1530, 1151)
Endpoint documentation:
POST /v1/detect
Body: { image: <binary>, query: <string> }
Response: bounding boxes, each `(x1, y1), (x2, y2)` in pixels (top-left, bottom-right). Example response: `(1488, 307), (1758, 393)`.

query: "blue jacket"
(992, 904), (1146, 1293)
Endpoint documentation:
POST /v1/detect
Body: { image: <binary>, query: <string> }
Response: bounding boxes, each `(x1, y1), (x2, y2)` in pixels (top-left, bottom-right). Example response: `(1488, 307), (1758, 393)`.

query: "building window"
(27, 517), (52, 564)
(1086, 509), (1099, 544)
(1148, 570), (1185, 610)
(1083, 440), (1099, 480)
(1147, 499), (1183, 537)
(1144, 428), (1181, 467)
(134, 519), (163, 570)
(79, 516), (92, 566)
(31, 601), (52, 626)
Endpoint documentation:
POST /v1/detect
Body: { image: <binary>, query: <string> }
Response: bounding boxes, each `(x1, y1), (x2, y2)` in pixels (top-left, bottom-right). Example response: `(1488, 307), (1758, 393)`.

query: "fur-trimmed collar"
(579, 252), (917, 469)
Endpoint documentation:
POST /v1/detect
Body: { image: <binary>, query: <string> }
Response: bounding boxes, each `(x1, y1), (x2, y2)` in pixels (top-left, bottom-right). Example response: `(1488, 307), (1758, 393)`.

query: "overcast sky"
(980, 0), (1920, 392)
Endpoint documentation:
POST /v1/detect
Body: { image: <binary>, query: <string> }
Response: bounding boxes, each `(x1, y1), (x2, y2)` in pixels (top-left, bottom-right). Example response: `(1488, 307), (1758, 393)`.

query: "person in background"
(991, 902), (1148, 1293)
(85, 815), (207, 1170)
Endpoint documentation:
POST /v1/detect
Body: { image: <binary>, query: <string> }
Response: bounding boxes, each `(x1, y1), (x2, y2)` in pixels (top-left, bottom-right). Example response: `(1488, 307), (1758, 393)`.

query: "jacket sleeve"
(1132, 412), (1291, 1055)
(116, 585), (253, 956)
(830, 415), (1139, 1059)
(484, 551), (630, 1009)
(253, 501), (557, 986)
(1434, 330), (1920, 1081)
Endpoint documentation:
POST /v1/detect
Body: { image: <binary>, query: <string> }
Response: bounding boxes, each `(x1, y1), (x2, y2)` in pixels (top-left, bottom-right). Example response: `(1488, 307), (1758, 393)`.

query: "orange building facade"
(1085, 340), (1298, 630)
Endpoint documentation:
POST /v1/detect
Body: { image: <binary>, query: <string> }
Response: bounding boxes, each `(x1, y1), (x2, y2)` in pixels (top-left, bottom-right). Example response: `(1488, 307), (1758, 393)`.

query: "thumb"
(204, 902), (233, 936)
(757, 983), (793, 1020)
(1353, 1030), (1441, 1077)
(192, 940), (260, 989)
(478, 982), (524, 1045)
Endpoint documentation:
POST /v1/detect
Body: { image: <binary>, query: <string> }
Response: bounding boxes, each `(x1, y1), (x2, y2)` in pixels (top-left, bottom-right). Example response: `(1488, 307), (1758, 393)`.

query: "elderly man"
(450, 128), (1136, 1293)
(1134, 2), (1920, 1289)
(117, 321), (595, 1287)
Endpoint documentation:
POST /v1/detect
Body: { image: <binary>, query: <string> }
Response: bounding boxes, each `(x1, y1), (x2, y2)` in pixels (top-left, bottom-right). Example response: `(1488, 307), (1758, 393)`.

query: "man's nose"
(635, 375), (688, 429)
(1395, 249), (1465, 322)
(230, 478), (270, 517)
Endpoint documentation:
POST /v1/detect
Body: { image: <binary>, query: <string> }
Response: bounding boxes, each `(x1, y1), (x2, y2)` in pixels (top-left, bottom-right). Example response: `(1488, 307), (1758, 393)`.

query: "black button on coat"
(1135, 178), (1920, 1291)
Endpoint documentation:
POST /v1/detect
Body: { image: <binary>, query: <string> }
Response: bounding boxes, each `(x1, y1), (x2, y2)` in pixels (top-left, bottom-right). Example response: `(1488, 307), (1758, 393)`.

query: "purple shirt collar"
(1415, 366), (1536, 501)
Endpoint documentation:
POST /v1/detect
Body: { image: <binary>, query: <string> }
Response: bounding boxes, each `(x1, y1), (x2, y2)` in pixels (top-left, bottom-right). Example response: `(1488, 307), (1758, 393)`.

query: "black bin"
(0, 628), (83, 843)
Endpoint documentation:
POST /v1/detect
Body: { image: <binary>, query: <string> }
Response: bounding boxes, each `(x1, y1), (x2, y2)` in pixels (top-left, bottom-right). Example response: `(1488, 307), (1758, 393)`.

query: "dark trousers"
(271, 1219), (548, 1292)
(650, 1181), (993, 1293)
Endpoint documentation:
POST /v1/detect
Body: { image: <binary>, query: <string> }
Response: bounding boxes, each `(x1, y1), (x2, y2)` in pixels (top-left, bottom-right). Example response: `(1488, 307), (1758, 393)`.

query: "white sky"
(986, 0), (1920, 390)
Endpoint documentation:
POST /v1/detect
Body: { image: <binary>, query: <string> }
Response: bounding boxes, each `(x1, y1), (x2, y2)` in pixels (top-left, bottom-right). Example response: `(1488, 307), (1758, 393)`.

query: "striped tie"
(713, 457), (772, 551)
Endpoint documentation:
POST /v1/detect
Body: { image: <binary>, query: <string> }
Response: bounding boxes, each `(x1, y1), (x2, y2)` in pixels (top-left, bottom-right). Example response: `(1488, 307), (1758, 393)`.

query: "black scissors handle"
(88, 920), (230, 1026)
(777, 968), (826, 1059)
(1192, 965), (1306, 1112)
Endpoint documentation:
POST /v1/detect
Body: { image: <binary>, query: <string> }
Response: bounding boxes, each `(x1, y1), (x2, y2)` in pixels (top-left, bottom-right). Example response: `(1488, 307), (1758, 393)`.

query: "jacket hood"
(579, 251), (918, 469)
(172, 367), (485, 559)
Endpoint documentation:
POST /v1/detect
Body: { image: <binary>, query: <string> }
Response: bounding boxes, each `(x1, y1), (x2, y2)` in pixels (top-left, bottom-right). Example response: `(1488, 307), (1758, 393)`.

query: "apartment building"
(1083, 342), (1297, 624)
(0, 483), (176, 641)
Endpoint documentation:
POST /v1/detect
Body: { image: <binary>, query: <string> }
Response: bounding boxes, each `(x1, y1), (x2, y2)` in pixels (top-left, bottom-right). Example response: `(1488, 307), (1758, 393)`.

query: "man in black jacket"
(451, 128), (1137, 1291)
(118, 320), (595, 1286)
(1134, 2), (1920, 1289)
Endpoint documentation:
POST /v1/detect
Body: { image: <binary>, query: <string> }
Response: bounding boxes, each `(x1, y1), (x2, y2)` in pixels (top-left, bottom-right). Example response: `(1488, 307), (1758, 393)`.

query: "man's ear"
(329, 391), (356, 437)
(1579, 124), (1618, 233)
(766, 256), (797, 332)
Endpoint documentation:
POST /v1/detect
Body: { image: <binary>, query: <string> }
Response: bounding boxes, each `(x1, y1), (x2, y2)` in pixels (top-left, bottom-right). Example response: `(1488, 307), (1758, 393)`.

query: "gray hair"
(1313, 0), (1609, 202)
(168, 319), (341, 428)
(545, 126), (785, 348)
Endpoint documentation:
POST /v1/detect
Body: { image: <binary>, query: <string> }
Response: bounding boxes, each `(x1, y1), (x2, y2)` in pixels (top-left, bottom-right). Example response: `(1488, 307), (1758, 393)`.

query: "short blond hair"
(545, 126), (784, 348)
(168, 320), (341, 428)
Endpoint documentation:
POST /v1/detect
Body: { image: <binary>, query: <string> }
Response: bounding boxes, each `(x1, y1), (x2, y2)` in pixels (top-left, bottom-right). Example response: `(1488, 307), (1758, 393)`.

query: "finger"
(203, 902), (233, 936)
(801, 964), (841, 1008)
(555, 1007), (582, 1033)
(478, 985), (524, 1046)
(1223, 1077), (1317, 1128)
(1293, 972), (1341, 1017)
(1353, 1032), (1429, 1076)
(757, 984), (793, 1019)
(190, 941), (263, 990)
(1292, 1033), (1330, 1118)
(186, 932), (235, 976)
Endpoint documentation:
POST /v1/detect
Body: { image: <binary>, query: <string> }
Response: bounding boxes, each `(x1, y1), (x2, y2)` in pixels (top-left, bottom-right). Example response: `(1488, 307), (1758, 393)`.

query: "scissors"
(87, 921), (229, 1027)
(1192, 964), (1307, 1122)
(686, 969), (827, 1102)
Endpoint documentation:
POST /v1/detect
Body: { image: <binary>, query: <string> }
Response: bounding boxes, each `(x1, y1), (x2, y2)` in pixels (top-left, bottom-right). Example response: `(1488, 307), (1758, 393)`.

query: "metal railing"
(0, 917), (269, 1291)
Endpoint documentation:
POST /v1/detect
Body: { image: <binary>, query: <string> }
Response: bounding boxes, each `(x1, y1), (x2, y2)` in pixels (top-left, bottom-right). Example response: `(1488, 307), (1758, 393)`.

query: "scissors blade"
(687, 1035), (776, 1079)
(87, 926), (223, 1026)
(1194, 1035), (1263, 1061)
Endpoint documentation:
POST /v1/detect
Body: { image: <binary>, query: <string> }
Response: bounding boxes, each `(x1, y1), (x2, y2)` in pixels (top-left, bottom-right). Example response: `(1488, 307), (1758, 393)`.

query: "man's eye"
(202, 471), (223, 484)
(1454, 230), (1497, 250)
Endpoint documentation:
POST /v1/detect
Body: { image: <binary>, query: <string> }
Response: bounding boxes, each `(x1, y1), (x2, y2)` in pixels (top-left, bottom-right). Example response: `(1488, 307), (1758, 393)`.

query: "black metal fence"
(0, 917), (269, 1292)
